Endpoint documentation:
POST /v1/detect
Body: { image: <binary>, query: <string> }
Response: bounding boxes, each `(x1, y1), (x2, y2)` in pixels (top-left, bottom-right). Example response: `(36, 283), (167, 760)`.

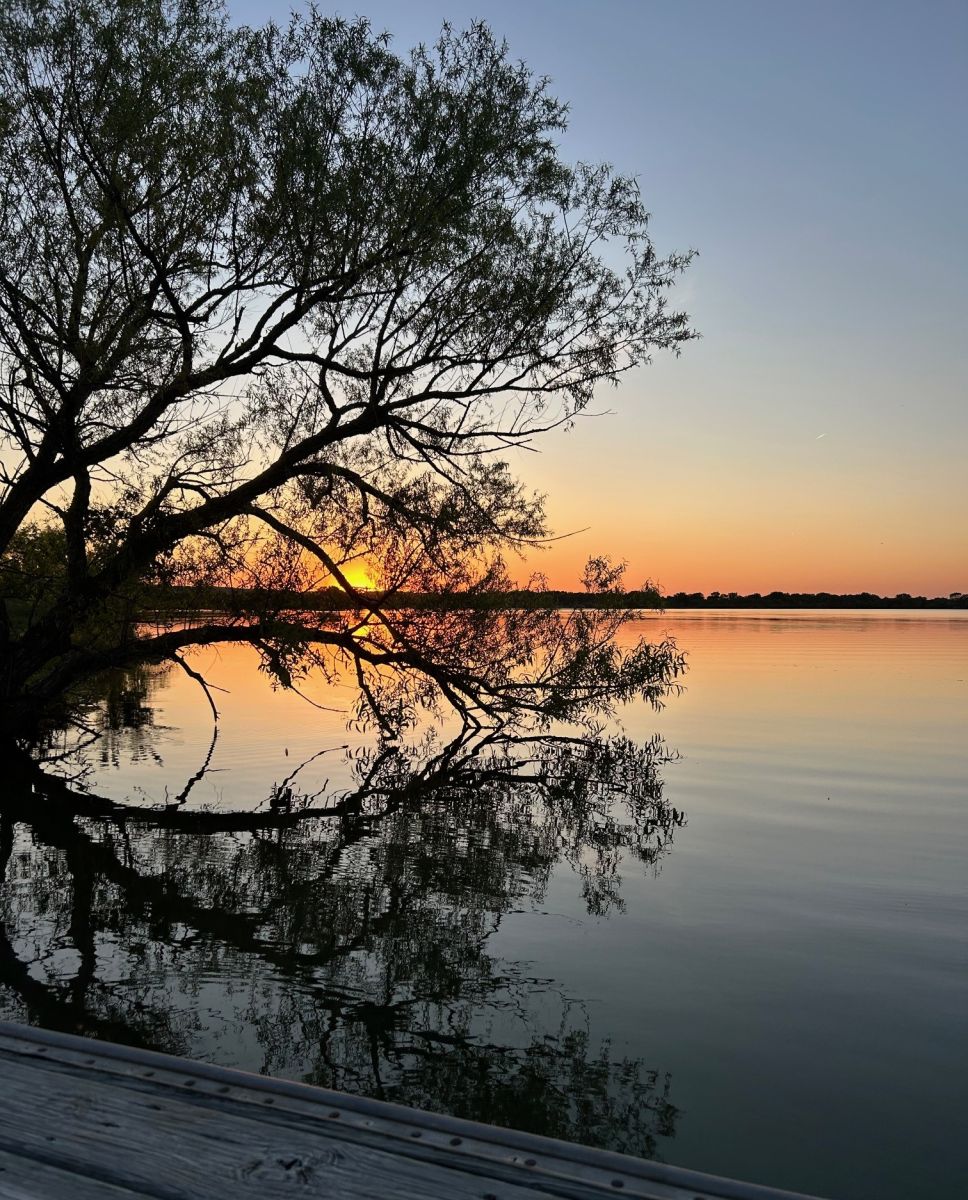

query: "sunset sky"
(232, 0), (967, 596)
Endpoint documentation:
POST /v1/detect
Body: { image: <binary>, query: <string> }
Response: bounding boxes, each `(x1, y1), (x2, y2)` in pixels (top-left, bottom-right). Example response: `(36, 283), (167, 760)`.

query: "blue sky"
(230, 0), (967, 593)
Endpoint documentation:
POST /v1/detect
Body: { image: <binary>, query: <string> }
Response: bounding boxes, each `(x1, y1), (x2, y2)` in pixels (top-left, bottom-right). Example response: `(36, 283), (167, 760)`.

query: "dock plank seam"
(0, 1022), (829, 1200)
(0, 1042), (678, 1199)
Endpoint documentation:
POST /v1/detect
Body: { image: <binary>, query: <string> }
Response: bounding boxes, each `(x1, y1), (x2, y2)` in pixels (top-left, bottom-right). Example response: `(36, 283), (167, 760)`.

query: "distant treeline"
(147, 585), (968, 612)
(148, 585), (663, 612)
(661, 591), (967, 609)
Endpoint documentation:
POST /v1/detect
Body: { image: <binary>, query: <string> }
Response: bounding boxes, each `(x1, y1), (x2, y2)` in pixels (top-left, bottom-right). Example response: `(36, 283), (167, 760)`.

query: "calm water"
(2, 611), (966, 1198)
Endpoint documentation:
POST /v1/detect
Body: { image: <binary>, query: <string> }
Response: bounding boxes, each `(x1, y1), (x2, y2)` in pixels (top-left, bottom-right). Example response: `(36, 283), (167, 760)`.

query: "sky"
(231, 0), (968, 596)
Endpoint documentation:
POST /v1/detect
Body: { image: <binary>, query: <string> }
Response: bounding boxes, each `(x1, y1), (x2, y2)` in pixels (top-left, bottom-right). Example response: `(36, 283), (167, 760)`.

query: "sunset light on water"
(9, 612), (966, 1199)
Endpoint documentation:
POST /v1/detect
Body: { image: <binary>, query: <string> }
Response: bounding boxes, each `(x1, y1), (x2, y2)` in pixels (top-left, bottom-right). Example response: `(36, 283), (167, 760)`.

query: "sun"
(340, 564), (376, 592)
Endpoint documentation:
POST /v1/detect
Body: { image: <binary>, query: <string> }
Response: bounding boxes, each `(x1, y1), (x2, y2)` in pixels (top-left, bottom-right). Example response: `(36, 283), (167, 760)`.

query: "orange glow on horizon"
(513, 525), (968, 599)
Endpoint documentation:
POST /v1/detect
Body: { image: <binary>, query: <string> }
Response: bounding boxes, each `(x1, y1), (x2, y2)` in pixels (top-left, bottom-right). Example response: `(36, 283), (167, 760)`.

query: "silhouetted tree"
(0, 0), (693, 740)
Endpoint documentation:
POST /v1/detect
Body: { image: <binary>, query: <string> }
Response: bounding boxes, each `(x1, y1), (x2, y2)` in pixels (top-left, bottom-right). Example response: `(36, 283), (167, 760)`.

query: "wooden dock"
(0, 1021), (826, 1200)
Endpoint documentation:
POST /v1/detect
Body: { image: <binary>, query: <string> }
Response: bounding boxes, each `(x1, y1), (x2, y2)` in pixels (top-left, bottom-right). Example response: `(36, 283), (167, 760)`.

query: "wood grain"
(0, 1023), (825, 1200)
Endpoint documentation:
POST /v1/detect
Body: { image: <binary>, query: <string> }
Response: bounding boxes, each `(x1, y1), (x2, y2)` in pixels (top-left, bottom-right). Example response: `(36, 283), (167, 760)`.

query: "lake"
(2, 610), (966, 1199)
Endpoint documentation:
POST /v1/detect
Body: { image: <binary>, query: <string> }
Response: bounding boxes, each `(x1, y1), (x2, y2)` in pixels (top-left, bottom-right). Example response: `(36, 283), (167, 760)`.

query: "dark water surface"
(2, 611), (966, 1198)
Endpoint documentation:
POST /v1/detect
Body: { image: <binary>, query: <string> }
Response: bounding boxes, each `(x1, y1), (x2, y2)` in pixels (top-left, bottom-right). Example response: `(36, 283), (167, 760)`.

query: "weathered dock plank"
(0, 1022), (827, 1200)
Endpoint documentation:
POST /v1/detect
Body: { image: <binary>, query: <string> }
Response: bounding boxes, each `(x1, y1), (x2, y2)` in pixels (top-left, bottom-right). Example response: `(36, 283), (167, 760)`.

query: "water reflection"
(1, 661), (683, 1157)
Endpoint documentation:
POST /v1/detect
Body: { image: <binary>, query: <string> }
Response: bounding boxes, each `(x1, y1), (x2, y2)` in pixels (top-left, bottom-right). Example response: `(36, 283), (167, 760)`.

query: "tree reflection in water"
(1, 663), (684, 1159)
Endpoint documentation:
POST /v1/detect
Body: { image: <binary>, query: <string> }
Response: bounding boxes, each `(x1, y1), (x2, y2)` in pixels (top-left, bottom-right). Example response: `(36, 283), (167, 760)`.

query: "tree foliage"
(0, 0), (694, 736)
